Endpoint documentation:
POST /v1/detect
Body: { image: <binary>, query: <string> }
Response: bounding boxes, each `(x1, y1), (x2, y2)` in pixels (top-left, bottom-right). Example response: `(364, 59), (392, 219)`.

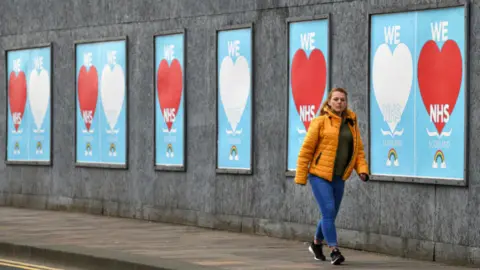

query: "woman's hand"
(359, 173), (369, 182)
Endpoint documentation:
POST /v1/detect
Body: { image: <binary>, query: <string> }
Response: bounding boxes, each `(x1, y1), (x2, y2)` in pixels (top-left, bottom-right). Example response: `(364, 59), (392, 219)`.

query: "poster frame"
(73, 36), (129, 169)
(153, 28), (187, 172)
(214, 23), (254, 175)
(4, 42), (54, 166)
(366, 1), (470, 186)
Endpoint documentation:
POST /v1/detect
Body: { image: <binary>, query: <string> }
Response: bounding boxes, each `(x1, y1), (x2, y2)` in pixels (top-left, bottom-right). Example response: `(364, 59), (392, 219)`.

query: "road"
(0, 258), (68, 270)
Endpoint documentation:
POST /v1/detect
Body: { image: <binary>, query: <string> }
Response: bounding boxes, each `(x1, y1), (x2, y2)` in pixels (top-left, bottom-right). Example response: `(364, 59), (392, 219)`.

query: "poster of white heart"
(217, 26), (252, 171)
(287, 18), (329, 172)
(369, 5), (466, 182)
(155, 32), (185, 169)
(75, 39), (127, 167)
(6, 46), (51, 163)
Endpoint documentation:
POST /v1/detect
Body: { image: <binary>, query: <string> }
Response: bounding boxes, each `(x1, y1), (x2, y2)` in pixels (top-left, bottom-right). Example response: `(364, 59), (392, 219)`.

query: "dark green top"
(334, 119), (354, 176)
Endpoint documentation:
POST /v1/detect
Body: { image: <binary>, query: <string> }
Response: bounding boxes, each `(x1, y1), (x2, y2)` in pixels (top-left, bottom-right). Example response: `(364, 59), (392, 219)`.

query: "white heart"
(219, 56), (251, 132)
(28, 69), (50, 130)
(101, 64), (126, 130)
(372, 43), (413, 133)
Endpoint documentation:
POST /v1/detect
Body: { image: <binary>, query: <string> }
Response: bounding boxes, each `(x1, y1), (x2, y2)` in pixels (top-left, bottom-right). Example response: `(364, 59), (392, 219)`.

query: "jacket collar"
(322, 106), (356, 121)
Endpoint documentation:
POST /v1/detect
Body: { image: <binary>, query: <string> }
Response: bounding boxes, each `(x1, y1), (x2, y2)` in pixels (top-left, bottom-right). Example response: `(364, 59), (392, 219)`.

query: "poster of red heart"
(286, 17), (329, 173)
(369, 5), (467, 185)
(75, 38), (127, 168)
(6, 45), (52, 164)
(154, 31), (185, 171)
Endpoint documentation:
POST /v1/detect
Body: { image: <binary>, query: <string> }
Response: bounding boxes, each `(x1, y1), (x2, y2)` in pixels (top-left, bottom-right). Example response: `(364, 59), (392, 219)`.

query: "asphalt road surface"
(0, 258), (65, 270)
(0, 267), (37, 270)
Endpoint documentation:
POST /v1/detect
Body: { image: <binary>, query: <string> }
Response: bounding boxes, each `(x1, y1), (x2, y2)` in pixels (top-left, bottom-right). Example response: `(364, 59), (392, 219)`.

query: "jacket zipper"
(342, 122), (357, 179)
(332, 119), (342, 180)
(315, 152), (322, 165)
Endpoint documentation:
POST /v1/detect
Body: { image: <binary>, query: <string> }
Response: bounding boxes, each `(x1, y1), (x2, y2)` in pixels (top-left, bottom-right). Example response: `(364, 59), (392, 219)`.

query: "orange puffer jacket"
(294, 107), (369, 185)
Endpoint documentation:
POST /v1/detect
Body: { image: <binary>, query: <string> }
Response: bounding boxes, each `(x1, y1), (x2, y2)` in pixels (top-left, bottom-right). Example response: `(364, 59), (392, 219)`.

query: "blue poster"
(155, 33), (185, 168)
(369, 6), (466, 181)
(370, 12), (416, 177)
(6, 46), (51, 163)
(415, 7), (465, 179)
(217, 27), (252, 171)
(287, 19), (329, 171)
(75, 40), (127, 166)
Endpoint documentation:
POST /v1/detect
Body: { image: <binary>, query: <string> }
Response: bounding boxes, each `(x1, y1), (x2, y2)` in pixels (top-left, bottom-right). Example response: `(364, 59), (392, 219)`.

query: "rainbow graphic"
(109, 143), (117, 157)
(386, 148), (399, 167)
(229, 145), (239, 161)
(432, 150), (446, 169)
(13, 141), (20, 155)
(166, 143), (174, 158)
(85, 142), (92, 156)
(36, 141), (43, 154)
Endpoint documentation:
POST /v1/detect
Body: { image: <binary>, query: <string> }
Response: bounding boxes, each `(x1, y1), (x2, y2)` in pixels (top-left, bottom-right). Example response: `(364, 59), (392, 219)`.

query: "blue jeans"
(309, 174), (345, 247)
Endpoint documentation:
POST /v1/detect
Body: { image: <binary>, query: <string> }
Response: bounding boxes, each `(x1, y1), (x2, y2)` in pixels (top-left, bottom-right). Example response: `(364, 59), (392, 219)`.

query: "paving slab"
(0, 207), (477, 270)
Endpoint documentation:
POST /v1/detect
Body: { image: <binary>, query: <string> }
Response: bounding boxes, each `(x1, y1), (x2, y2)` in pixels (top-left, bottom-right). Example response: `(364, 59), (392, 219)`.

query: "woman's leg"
(311, 176), (344, 244)
(314, 219), (324, 244)
(309, 175), (327, 243)
(332, 175), (345, 222)
(308, 174), (329, 261)
(328, 175), (346, 265)
(309, 175), (337, 247)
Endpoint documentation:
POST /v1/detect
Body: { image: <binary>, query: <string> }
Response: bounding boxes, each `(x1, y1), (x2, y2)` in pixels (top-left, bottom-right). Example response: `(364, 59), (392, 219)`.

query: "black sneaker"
(308, 242), (326, 261)
(330, 248), (345, 265)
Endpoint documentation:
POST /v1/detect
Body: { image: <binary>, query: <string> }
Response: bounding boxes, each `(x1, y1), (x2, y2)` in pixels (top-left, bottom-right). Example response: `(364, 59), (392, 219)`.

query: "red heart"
(8, 71), (27, 131)
(157, 59), (183, 131)
(418, 40), (462, 135)
(77, 65), (99, 131)
(291, 48), (327, 130)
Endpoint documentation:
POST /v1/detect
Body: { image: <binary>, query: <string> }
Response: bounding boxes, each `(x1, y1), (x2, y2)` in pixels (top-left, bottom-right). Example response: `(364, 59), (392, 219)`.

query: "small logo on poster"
(386, 148), (399, 167)
(166, 143), (174, 158)
(229, 145), (239, 161)
(85, 142), (93, 156)
(108, 143), (117, 157)
(36, 141), (43, 154)
(13, 141), (20, 155)
(432, 150), (446, 169)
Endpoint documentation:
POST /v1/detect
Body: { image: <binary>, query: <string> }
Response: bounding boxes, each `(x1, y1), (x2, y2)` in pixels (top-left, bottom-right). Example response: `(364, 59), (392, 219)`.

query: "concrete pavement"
(0, 207), (476, 270)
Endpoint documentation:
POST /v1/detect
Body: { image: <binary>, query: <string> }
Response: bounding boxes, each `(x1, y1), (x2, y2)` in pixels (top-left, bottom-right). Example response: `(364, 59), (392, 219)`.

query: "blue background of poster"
(415, 7), (465, 179)
(7, 47), (51, 162)
(370, 12), (416, 177)
(369, 6), (465, 180)
(75, 40), (127, 165)
(287, 19), (329, 171)
(155, 33), (185, 167)
(217, 28), (252, 170)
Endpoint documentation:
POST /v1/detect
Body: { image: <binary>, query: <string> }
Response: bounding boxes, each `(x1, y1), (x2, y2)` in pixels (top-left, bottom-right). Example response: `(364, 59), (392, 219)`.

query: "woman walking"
(294, 87), (369, 265)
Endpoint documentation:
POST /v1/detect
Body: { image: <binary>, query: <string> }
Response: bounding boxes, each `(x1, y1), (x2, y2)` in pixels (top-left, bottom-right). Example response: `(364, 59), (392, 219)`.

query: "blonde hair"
(319, 87), (348, 115)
